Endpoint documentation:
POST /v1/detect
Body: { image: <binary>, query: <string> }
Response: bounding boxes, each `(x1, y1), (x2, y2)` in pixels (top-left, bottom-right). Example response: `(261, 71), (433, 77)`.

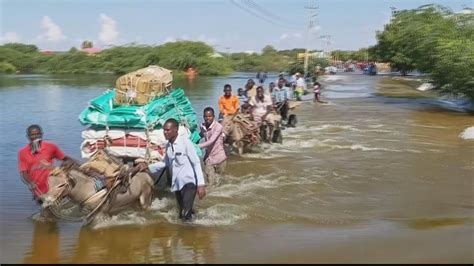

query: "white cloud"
(38, 16), (66, 42)
(308, 25), (322, 36)
(163, 36), (176, 43)
(179, 34), (189, 40)
(280, 32), (303, 41)
(280, 33), (289, 40)
(99, 13), (119, 45)
(293, 33), (303, 38)
(197, 34), (216, 45)
(0, 32), (20, 43)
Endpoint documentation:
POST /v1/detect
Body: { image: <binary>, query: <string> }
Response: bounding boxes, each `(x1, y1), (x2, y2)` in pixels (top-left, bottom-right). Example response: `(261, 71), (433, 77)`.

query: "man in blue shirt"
(136, 118), (206, 222)
(272, 78), (291, 121)
(237, 88), (248, 107)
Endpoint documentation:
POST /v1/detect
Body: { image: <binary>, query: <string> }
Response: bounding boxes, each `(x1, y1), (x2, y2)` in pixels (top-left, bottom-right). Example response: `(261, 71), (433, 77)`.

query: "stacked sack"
(80, 126), (191, 160)
(78, 66), (202, 162)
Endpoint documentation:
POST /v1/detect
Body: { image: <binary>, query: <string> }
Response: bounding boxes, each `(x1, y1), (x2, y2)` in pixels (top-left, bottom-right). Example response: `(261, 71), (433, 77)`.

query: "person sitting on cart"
(244, 79), (258, 99)
(237, 88), (248, 107)
(272, 78), (291, 121)
(249, 86), (281, 130)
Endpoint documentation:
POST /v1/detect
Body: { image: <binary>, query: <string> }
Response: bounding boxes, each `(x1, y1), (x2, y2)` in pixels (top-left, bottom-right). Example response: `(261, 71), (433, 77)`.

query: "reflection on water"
(1, 73), (473, 263)
(69, 223), (217, 264)
(22, 220), (217, 264)
(23, 221), (60, 264)
(406, 217), (471, 230)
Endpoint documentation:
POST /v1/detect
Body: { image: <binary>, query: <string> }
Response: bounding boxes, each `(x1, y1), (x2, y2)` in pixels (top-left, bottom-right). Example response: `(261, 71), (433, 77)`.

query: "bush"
(0, 62), (17, 73)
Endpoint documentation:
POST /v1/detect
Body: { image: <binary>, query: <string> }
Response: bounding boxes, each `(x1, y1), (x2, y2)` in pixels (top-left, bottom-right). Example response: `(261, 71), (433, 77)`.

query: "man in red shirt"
(18, 125), (73, 208)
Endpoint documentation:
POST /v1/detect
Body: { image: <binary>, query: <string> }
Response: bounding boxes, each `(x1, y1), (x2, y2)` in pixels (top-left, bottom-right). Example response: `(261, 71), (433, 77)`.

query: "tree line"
(0, 41), (329, 77)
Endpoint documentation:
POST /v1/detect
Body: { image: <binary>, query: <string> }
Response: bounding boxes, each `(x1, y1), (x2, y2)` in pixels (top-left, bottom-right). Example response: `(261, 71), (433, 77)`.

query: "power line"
(230, 0), (282, 26)
(230, 0), (299, 30)
(243, 0), (301, 27)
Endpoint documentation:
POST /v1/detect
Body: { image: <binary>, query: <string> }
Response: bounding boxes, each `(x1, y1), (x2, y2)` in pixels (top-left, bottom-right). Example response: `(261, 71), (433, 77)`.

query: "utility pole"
(304, 3), (318, 78)
(319, 34), (331, 60)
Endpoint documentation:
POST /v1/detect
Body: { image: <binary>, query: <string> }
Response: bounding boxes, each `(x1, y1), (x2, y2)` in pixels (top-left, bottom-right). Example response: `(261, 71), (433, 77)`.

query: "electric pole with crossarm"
(303, 3), (318, 78)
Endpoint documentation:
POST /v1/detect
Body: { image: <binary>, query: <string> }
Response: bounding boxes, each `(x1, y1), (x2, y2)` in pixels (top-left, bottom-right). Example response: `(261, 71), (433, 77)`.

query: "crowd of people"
(18, 73), (327, 222)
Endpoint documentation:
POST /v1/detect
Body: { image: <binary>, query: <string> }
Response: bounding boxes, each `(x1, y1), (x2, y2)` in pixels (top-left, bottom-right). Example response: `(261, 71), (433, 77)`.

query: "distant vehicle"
(363, 63), (377, 75)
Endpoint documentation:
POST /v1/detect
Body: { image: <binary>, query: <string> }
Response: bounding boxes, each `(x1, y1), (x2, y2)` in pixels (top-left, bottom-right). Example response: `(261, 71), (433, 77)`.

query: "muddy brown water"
(1, 73), (472, 263)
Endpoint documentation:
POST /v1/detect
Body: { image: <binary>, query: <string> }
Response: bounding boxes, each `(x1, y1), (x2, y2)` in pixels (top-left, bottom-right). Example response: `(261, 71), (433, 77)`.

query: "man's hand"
(131, 162), (149, 176)
(28, 182), (38, 192)
(197, 185), (206, 200)
(60, 156), (79, 171)
(40, 160), (54, 170)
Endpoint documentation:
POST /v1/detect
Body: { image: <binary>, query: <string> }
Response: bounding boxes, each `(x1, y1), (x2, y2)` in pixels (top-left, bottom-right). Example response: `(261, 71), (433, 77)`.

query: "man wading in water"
(199, 107), (227, 187)
(135, 119), (206, 222)
(18, 124), (75, 218)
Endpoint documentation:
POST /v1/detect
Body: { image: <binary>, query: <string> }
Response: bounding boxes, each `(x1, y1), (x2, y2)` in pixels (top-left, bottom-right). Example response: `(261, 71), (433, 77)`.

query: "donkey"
(41, 167), (154, 222)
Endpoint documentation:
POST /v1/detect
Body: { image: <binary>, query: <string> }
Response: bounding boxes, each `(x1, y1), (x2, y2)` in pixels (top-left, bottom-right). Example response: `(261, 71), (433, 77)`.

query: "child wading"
(313, 81), (327, 104)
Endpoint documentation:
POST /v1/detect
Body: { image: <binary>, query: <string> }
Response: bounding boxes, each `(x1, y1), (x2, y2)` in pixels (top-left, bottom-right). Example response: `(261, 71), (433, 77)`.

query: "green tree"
(373, 4), (474, 101)
(262, 45), (277, 55)
(2, 43), (38, 53)
(0, 62), (17, 73)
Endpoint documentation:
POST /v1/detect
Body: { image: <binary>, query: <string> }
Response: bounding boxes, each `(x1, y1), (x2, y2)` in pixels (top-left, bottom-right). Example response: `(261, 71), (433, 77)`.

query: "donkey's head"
(40, 169), (73, 208)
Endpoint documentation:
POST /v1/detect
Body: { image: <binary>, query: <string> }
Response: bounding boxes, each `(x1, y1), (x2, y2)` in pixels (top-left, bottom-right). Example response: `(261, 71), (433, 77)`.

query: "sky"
(0, 0), (471, 53)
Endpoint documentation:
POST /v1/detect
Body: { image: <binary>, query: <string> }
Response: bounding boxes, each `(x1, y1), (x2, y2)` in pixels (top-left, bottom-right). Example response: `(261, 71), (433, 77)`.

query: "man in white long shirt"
(136, 118), (206, 222)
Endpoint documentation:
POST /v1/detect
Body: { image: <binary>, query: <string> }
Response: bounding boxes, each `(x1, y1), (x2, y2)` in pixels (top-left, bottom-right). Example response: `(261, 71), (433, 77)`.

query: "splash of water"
(459, 126), (474, 140)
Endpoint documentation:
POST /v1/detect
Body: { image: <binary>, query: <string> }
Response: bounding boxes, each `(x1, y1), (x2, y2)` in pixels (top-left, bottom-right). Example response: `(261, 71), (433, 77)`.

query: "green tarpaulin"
(79, 88), (202, 156)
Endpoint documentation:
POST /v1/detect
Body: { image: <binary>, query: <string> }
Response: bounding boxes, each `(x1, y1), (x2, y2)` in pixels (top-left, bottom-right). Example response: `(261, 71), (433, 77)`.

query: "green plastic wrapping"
(79, 88), (203, 157)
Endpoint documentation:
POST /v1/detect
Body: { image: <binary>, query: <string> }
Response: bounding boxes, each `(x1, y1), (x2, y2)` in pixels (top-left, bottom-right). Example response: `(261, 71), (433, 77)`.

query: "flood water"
(0, 72), (473, 263)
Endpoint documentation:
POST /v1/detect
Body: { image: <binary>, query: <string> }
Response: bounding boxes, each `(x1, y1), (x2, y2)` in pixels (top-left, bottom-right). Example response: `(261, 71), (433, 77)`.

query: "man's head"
(203, 107), (215, 126)
(163, 118), (179, 142)
(237, 88), (244, 96)
(269, 82), (275, 93)
(241, 103), (252, 114)
(256, 86), (264, 98)
(223, 84), (232, 97)
(246, 79), (255, 88)
(295, 72), (301, 78)
(27, 124), (43, 154)
(277, 78), (285, 88)
(27, 124), (43, 142)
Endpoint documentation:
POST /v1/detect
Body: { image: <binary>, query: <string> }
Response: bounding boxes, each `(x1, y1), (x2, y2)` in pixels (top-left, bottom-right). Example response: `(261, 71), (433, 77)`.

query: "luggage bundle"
(78, 66), (202, 162)
(115, 65), (173, 105)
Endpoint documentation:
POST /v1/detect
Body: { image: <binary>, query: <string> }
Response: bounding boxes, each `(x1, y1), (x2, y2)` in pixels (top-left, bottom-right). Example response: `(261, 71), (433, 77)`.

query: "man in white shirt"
(294, 72), (306, 101)
(136, 118), (206, 222)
